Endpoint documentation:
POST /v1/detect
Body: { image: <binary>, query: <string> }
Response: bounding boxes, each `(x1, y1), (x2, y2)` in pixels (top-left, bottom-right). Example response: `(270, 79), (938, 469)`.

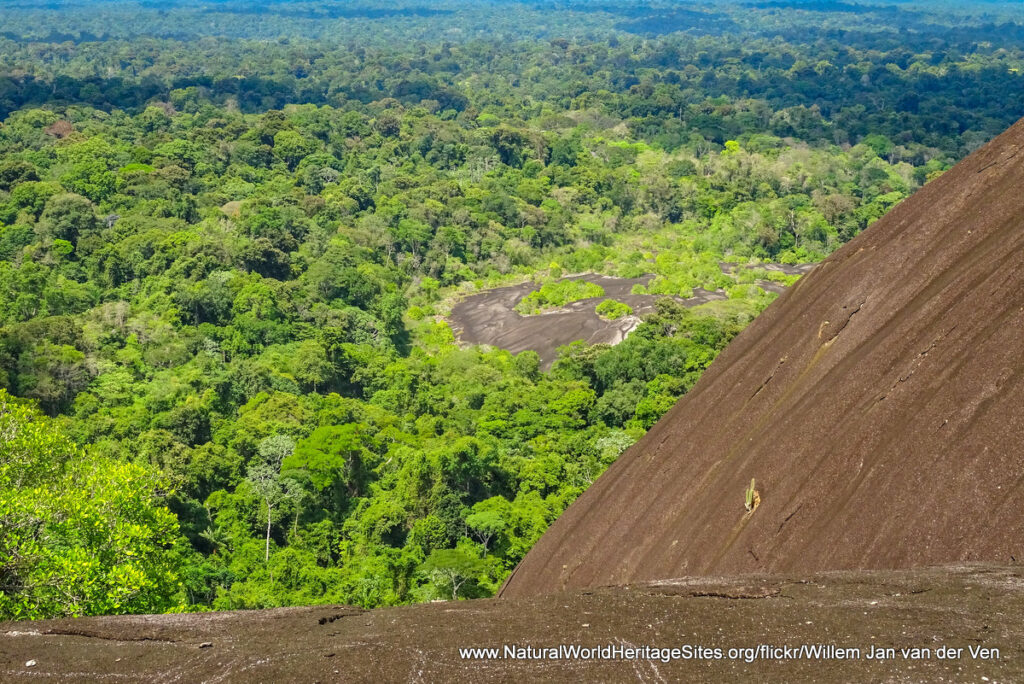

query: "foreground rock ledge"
(1, 564), (1020, 682)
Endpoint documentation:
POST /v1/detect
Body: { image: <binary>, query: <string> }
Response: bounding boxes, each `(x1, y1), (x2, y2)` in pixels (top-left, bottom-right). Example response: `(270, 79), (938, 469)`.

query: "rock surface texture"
(1, 565), (1020, 682)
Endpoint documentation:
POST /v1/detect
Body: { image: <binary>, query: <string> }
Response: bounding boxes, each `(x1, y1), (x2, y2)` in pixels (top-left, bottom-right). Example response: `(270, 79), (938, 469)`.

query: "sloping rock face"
(501, 119), (1024, 598)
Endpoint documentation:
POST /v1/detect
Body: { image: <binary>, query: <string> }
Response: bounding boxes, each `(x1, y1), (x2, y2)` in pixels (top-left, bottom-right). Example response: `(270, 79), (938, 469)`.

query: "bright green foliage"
(595, 299), (633, 320)
(284, 424), (376, 493)
(417, 547), (492, 601)
(0, 391), (184, 620)
(515, 280), (605, 315)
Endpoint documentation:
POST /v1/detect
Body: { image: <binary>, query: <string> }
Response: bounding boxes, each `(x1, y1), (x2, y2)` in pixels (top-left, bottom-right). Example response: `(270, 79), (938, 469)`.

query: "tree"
(0, 391), (184, 620)
(465, 506), (506, 553)
(0, 160), (39, 190)
(17, 341), (91, 415)
(512, 350), (540, 380)
(294, 339), (332, 392)
(258, 434), (296, 466)
(37, 193), (98, 246)
(273, 130), (317, 170)
(248, 435), (298, 562)
(418, 548), (487, 601)
(375, 111), (402, 137)
(246, 462), (286, 564)
(283, 423), (374, 493)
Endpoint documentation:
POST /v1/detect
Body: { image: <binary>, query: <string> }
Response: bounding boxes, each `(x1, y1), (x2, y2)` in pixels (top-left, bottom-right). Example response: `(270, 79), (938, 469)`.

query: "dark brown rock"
(1, 565), (1021, 682)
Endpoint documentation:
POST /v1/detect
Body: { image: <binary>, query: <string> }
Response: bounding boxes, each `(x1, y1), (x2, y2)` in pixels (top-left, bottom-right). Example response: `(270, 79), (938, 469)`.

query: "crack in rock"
(777, 503), (804, 534)
(751, 356), (788, 400)
(823, 300), (865, 345)
(40, 628), (179, 644)
(686, 589), (781, 600)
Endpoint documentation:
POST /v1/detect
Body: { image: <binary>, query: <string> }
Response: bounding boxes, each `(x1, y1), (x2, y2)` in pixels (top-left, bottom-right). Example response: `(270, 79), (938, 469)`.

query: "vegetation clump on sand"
(744, 478), (761, 514)
(595, 299), (633, 320)
(514, 280), (605, 315)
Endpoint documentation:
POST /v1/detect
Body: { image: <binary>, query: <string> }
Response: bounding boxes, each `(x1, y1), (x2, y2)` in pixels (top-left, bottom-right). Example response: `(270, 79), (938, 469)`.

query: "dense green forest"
(1, 0), (1022, 619)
